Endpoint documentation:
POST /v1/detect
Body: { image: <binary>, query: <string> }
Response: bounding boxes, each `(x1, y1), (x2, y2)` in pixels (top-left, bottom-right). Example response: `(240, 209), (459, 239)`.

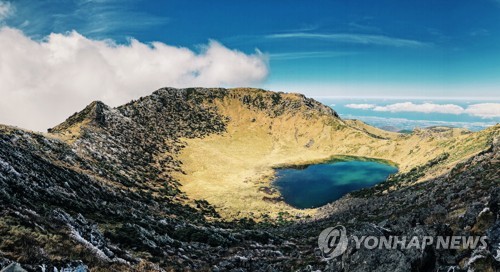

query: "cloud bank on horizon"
(345, 102), (500, 118)
(0, 27), (268, 131)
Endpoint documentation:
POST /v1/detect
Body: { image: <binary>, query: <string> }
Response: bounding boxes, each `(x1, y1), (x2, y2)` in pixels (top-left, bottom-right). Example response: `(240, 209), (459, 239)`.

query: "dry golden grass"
(47, 119), (90, 144)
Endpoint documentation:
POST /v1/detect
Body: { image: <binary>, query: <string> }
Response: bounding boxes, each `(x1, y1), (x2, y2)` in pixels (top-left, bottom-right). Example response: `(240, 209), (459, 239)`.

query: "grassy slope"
(173, 88), (497, 219)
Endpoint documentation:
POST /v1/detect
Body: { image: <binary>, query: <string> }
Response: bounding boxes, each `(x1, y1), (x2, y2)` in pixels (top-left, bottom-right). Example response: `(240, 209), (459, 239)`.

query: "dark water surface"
(273, 157), (398, 209)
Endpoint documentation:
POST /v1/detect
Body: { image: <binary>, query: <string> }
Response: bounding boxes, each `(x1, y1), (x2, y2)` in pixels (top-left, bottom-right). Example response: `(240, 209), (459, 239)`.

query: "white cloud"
(0, 27), (269, 131)
(349, 101), (500, 119)
(267, 33), (430, 48)
(345, 103), (376, 109)
(269, 51), (356, 60)
(0, 1), (13, 21)
(373, 102), (465, 114)
(464, 103), (500, 118)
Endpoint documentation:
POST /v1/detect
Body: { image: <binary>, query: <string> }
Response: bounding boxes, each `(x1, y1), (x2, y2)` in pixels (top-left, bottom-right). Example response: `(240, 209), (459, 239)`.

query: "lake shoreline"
(272, 158), (398, 209)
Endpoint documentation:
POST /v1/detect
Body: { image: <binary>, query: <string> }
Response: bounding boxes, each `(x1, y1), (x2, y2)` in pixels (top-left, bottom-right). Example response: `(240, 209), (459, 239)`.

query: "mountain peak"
(48, 100), (110, 135)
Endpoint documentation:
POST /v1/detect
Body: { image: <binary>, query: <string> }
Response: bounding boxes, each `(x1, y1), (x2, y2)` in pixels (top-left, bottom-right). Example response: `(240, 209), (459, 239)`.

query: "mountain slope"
(0, 87), (498, 271)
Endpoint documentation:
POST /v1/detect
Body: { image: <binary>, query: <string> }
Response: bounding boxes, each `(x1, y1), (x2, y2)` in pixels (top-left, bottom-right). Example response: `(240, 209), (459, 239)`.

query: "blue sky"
(0, 0), (499, 131)
(3, 0), (500, 97)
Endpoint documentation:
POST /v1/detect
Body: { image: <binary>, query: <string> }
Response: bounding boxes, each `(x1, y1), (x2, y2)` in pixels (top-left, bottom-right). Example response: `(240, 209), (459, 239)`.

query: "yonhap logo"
(318, 225), (489, 259)
(318, 225), (348, 259)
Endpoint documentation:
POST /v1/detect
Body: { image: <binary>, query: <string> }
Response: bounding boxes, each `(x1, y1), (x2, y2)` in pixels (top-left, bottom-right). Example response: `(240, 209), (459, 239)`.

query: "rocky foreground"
(0, 88), (498, 271)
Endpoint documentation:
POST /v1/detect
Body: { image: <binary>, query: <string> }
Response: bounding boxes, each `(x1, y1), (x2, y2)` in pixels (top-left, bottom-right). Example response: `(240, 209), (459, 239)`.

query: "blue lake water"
(273, 158), (398, 209)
